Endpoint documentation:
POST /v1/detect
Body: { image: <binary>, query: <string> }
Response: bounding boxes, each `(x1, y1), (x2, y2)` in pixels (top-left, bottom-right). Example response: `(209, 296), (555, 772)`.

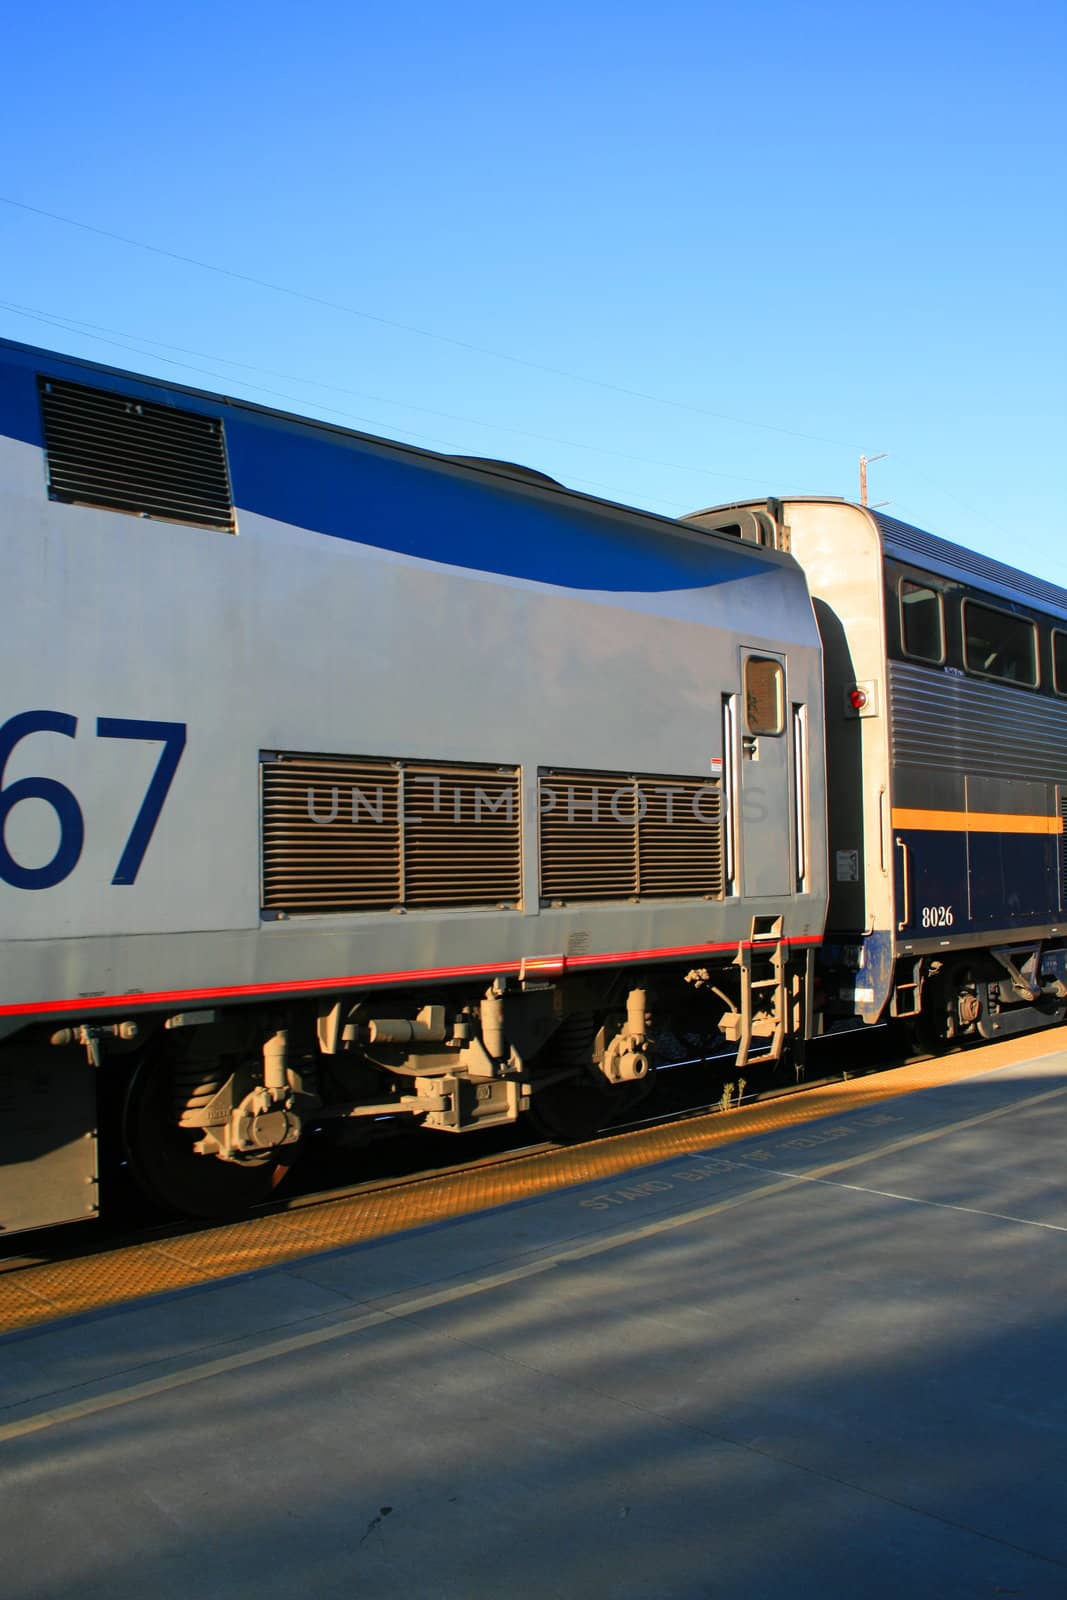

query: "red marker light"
(849, 687), (868, 712)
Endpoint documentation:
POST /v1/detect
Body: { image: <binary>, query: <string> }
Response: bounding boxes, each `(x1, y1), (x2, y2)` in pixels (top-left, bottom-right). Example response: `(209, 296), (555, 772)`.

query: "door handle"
(742, 735), (758, 759)
(895, 837), (911, 931)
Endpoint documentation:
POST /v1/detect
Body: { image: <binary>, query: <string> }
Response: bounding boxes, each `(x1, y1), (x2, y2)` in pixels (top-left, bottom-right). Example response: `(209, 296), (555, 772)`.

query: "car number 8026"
(920, 905), (954, 928)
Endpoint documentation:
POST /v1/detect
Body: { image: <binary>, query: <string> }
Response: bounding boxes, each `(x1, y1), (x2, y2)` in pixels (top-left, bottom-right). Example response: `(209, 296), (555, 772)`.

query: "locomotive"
(1, 338), (1064, 1235)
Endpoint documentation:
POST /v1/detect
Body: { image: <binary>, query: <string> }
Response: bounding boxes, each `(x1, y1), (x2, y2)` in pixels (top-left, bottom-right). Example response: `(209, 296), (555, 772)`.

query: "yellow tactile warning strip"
(2, 1027), (1065, 1336)
(891, 807), (1063, 835)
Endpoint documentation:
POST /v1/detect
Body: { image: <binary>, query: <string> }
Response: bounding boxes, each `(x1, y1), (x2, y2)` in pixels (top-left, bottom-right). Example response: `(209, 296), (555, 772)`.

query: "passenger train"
(2, 337), (1064, 1234)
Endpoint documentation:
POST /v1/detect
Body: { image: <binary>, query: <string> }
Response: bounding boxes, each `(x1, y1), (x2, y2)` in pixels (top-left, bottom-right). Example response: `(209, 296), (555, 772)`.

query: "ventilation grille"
(39, 376), (235, 531)
(539, 769), (723, 903)
(261, 754), (521, 914)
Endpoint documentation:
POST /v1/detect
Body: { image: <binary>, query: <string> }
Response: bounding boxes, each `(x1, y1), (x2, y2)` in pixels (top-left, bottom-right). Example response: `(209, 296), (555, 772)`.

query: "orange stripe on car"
(892, 808), (1063, 835)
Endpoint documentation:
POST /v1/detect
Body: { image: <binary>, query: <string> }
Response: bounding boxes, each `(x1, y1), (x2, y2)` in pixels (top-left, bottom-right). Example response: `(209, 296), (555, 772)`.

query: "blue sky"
(2, 1), (1063, 576)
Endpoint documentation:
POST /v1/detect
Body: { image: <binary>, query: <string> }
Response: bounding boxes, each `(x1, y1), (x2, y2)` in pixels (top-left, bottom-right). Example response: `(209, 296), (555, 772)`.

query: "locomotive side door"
(737, 649), (792, 897)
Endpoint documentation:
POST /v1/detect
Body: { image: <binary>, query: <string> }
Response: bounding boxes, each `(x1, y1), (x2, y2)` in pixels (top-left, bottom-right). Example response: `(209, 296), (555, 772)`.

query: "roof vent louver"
(38, 376), (235, 532)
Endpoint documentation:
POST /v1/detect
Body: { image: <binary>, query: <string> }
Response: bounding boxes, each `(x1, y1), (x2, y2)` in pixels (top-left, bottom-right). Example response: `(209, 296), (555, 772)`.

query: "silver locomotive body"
(0, 342), (826, 1231)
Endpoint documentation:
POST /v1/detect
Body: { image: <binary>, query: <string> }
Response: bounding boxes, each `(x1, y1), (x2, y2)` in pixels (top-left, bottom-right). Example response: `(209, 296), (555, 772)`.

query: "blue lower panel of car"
(895, 826), (1062, 938)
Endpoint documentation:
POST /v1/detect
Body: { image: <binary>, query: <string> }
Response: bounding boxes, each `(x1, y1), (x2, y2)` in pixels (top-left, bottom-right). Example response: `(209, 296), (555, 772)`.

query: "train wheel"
(122, 1050), (293, 1219)
(526, 1010), (655, 1141)
(911, 963), (980, 1055)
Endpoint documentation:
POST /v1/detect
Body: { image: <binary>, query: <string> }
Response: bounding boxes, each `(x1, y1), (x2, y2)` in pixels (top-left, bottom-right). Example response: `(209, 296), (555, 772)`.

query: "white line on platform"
(763, 1175), (1067, 1233)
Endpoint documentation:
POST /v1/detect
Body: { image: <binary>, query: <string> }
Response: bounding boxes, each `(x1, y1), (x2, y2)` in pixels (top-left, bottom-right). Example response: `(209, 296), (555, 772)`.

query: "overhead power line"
(3, 294), (1030, 565)
(0, 193), (857, 451)
(0, 299), (716, 511)
(0, 298), (778, 492)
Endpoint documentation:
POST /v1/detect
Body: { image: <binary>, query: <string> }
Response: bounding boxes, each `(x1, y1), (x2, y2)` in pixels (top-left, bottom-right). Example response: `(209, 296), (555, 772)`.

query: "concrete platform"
(3, 1046), (1067, 1597)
